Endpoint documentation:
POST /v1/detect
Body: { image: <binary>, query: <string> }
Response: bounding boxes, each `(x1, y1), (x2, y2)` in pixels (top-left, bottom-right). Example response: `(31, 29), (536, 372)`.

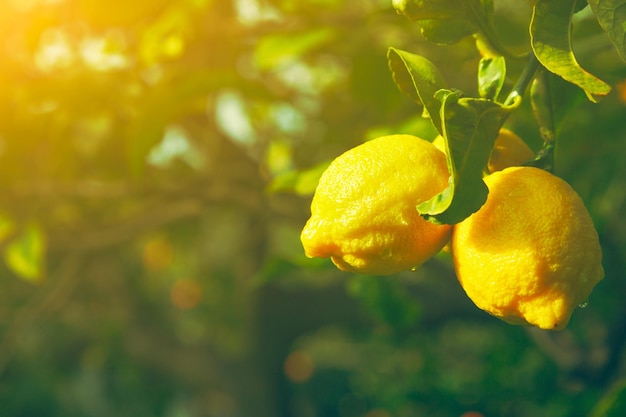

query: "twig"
(505, 53), (541, 106)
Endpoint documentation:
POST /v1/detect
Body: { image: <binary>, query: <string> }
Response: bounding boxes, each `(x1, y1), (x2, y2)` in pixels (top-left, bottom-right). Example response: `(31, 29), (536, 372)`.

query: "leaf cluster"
(389, 0), (624, 224)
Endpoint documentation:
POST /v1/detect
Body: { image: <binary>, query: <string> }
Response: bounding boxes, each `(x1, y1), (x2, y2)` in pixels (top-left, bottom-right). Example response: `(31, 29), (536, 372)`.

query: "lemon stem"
(523, 59), (556, 172)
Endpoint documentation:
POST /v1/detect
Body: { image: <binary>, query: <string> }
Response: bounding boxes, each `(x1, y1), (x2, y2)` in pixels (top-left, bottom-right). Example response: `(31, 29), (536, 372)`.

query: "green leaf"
(392, 0), (500, 47)
(347, 275), (420, 329)
(418, 18), (477, 45)
(0, 212), (16, 243)
(253, 28), (335, 70)
(128, 71), (231, 177)
(387, 48), (448, 134)
(392, 0), (477, 22)
(417, 90), (518, 224)
(266, 161), (330, 195)
(530, 0), (612, 102)
(588, 0), (626, 61)
(4, 223), (46, 283)
(478, 56), (506, 101)
(530, 70), (586, 135)
(590, 378), (626, 417)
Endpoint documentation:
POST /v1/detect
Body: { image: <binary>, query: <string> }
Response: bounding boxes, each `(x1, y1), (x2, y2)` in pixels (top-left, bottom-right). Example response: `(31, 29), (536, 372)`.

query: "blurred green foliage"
(0, 1), (624, 417)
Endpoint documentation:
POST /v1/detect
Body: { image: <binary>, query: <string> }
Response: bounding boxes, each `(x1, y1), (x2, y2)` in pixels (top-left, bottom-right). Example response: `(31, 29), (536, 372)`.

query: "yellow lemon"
(432, 128), (535, 173)
(301, 134), (452, 275)
(452, 166), (604, 330)
(487, 129), (535, 172)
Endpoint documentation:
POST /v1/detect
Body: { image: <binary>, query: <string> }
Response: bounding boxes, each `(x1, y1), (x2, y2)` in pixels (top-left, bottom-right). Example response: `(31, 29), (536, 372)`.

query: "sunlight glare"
(142, 235), (174, 272)
(79, 31), (129, 71)
(214, 90), (256, 145)
(34, 28), (75, 72)
(270, 102), (306, 134)
(235, 0), (281, 26)
(170, 278), (203, 310)
(284, 350), (315, 383)
(147, 125), (204, 169)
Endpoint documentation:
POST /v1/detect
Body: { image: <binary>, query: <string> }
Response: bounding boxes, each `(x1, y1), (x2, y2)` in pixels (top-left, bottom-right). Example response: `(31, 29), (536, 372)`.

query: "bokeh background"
(0, 1), (625, 416)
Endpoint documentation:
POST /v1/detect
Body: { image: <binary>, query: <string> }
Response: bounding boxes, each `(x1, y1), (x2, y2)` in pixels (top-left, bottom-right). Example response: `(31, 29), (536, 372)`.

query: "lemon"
(487, 129), (535, 172)
(301, 134), (452, 275)
(452, 166), (604, 330)
(432, 128), (535, 173)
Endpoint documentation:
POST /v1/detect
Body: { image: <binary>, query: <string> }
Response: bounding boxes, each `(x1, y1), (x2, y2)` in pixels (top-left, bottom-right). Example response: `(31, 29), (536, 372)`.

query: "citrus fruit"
(452, 166), (604, 330)
(432, 128), (535, 173)
(301, 134), (452, 275)
(487, 129), (535, 172)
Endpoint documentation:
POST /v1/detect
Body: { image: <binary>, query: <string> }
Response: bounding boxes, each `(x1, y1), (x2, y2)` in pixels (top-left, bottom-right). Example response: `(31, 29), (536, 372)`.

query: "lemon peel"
(432, 128), (535, 173)
(301, 134), (452, 275)
(452, 166), (604, 330)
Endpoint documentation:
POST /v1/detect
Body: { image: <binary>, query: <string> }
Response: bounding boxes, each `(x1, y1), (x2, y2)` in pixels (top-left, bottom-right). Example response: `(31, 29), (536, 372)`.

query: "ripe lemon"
(487, 129), (535, 172)
(452, 166), (604, 330)
(432, 128), (535, 173)
(301, 134), (452, 275)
